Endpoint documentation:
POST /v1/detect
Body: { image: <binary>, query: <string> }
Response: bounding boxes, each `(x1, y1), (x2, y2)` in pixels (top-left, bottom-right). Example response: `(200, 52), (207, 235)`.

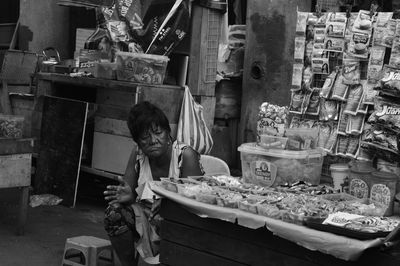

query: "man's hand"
(104, 176), (134, 205)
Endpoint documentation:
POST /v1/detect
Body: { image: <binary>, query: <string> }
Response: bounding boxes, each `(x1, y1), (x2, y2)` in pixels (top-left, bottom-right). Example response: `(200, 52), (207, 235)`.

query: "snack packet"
(357, 93), (369, 114)
(336, 135), (349, 156)
(361, 80), (377, 105)
(375, 65), (400, 97)
(331, 74), (349, 101)
(389, 32), (400, 68)
(369, 97), (400, 132)
(294, 36), (306, 63)
(290, 91), (305, 114)
(319, 99), (339, 121)
(326, 20), (346, 38)
(347, 31), (371, 59)
(291, 63), (303, 91)
(342, 59), (361, 85)
(257, 102), (289, 146)
(344, 84), (363, 115)
(296, 12), (309, 36)
(367, 46), (385, 83)
(320, 68), (338, 98)
(324, 123), (338, 153)
(324, 37), (345, 52)
(305, 88), (320, 116)
(348, 113), (366, 135)
(352, 10), (373, 33)
(302, 66), (313, 90)
(337, 105), (349, 135)
(346, 135), (360, 158)
(318, 122), (331, 148)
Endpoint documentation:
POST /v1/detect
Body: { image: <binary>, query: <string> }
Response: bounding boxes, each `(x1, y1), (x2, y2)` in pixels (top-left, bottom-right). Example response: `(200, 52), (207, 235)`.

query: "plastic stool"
(61, 236), (114, 266)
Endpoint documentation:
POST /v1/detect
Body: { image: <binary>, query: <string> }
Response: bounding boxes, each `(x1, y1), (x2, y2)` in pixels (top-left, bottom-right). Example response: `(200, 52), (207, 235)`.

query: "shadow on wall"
(18, 25), (33, 51)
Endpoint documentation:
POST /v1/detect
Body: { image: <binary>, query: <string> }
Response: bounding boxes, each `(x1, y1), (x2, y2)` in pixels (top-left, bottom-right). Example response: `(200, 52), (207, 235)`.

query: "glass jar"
(370, 171), (398, 216)
(349, 166), (374, 199)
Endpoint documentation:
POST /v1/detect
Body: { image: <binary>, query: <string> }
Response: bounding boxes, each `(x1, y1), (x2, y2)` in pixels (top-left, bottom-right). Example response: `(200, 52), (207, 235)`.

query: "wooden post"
(239, 0), (312, 144)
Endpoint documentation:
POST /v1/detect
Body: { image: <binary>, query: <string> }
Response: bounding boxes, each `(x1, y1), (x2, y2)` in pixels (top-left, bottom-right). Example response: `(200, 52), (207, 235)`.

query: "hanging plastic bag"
(177, 86), (213, 154)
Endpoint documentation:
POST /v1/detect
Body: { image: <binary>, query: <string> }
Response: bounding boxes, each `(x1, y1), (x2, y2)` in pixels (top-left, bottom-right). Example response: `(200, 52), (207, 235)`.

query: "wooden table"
(159, 199), (400, 266)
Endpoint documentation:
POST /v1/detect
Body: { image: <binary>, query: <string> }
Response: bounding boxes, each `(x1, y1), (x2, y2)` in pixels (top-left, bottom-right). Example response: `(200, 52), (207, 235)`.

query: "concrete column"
(239, 0), (312, 144)
(19, 0), (70, 59)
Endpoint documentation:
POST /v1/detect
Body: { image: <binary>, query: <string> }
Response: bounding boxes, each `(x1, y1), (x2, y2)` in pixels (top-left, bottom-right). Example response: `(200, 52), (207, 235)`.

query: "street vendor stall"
(151, 179), (400, 266)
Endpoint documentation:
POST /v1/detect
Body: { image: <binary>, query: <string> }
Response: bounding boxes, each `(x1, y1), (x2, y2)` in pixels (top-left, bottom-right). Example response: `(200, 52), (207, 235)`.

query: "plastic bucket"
(329, 163), (350, 192)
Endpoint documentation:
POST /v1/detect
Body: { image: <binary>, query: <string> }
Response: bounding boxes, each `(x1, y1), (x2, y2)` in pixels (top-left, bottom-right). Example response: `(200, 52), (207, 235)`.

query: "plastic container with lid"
(349, 166), (374, 199)
(238, 143), (326, 187)
(115, 52), (169, 84)
(329, 163), (350, 192)
(370, 171), (398, 216)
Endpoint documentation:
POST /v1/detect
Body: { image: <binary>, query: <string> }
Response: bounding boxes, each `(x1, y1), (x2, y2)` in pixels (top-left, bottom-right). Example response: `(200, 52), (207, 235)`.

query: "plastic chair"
(61, 236), (114, 266)
(200, 155), (230, 176)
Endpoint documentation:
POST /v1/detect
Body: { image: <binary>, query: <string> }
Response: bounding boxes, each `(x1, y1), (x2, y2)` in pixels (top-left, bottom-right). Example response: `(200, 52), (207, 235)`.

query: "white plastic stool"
(61, 236), (114, 266)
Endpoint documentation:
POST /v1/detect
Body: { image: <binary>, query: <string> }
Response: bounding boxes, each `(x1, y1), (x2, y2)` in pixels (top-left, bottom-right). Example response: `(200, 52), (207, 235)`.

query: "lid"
(116, 51), (169, 61)
(350, 165), (375, 174)
(238, 142), (326, 159)
(329, 163), (349, 171)
(371, 171), (398, 180)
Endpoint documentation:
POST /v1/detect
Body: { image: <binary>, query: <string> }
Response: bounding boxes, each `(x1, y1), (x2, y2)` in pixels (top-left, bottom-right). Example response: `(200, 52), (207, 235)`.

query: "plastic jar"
(329, 163), (350, 192)
(349, 167), (374, 199)
(370, 171), (398, 216)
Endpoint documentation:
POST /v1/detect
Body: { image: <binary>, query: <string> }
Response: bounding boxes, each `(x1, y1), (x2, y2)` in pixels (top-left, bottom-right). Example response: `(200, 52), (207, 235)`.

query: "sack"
(177, 86), (213, 154)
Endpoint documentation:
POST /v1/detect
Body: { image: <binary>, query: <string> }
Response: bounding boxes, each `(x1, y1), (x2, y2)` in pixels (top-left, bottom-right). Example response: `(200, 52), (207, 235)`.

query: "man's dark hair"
(127, 101), (171, 143)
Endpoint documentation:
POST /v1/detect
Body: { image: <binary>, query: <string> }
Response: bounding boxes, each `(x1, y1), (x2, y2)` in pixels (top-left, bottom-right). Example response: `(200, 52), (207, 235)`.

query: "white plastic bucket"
(330, 163), (350, 192)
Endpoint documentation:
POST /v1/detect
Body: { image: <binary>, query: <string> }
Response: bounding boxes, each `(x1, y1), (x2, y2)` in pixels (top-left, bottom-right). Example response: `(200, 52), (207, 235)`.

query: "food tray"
(321, 193), (360, 202)
(304, 217), (389, 240)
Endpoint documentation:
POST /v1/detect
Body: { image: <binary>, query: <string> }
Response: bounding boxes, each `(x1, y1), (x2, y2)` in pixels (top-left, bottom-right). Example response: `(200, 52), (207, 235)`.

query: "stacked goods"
(289, 10), (400, 166)
(155, 175), (399, 237)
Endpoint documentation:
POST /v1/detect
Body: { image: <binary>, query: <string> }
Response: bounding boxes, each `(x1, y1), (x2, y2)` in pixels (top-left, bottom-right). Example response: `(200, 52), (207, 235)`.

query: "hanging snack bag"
(331, 74), (349, 101)
(376, 65), (400, 97)
(379, 19), (397, 48)
(348, 113), (366, 135)
(369, 97), (400, 132)
(342, 59), (360, 85)
(320, 68), (338, 98)
(291, 63), (303, 91)
(336, 135), (349, 156)
(312, 57), (329, 74)
(305, 88), (320, 116)
(257, 102), (289, 148)
(294, 36), (306, 63)
(357, 94), (369, 114)
(344, 84), (363, 115)
(352, 10), (373, 33)
(389, 35), (400, 69)
(319, 99), (339, 121)
(361, 80), (377, 105)
(346, 135), (360, 158)
(296, 12), (309, 36)
(367, 46), (385, 83)
(347, 31), (371, 59)
(337, 105), (349, 135)
(290, 91), (305, 114)
(313, 25), (326, 50)
(318, 122), (331, 148)
(324, 37), (345, 52)
(305, 41), (314, 65)
(324, 123), (338, 154)
(302, 66), (313, 90)
(326, 20), (346, 38)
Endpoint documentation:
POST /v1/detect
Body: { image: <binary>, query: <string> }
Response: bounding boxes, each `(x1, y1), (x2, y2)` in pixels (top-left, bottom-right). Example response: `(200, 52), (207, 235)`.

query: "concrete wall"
(19, 0), (70, 59)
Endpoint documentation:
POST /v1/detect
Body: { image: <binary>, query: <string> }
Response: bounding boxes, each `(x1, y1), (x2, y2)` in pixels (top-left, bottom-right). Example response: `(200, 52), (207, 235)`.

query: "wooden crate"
(0, 154), (31, 188)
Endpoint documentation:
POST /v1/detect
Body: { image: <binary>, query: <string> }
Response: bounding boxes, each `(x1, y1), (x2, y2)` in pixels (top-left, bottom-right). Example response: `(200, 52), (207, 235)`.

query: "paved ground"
(0, 173), (120, 266)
